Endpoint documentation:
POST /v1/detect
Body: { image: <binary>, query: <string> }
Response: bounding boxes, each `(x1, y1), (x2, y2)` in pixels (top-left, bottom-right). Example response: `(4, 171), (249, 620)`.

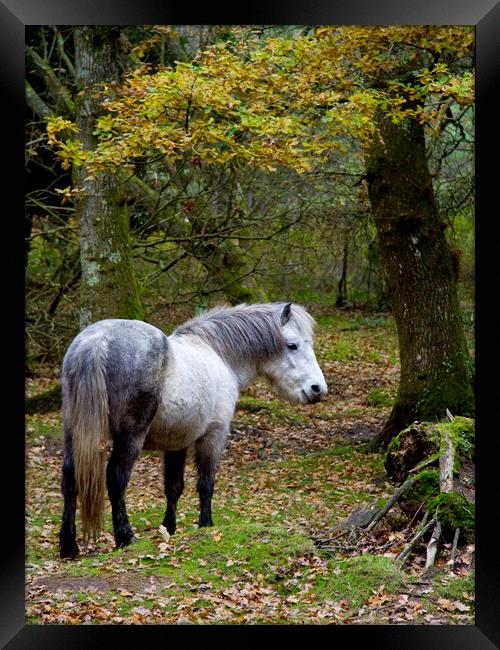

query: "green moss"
(366, 387), (395, 408)
(427, 491), (475, 534)
(412, 373), (475, 422)
(386, 417), (474, 478)
(387, 422), (439, 454)
(386, 512), (410, 531)
(435, 416), (475, 464)
(403, 469), (440, 510)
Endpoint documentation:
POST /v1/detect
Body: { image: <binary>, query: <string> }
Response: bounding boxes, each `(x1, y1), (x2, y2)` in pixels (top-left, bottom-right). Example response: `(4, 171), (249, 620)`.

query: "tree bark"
(365, 109), (474, 447)
(74, 27), (144, 328)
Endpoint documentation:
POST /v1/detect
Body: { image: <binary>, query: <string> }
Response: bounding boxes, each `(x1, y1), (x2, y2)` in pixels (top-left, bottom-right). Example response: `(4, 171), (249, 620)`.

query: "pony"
(59, 302), (327, 558)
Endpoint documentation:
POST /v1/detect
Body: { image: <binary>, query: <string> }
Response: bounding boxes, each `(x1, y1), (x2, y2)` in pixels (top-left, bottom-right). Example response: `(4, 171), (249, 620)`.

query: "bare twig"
(449, 527), (461, 568)
(52, 26), (75, 77)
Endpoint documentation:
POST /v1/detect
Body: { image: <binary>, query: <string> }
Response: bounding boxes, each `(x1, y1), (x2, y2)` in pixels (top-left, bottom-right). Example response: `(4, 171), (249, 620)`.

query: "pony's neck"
(230, 359), (259, 391)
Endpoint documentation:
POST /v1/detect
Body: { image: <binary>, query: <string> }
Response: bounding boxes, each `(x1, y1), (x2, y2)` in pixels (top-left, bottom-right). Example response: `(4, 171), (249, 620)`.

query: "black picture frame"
(5, 1), (500, 647)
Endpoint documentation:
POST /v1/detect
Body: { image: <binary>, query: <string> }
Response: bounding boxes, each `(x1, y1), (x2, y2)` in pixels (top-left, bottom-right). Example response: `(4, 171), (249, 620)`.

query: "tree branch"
(52, 26), (75, 77)
(25, 79), (54, 120)
(26, 45), (75, 114)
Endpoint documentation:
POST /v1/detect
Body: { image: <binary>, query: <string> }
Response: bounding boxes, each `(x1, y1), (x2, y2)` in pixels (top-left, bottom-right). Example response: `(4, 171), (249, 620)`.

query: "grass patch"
(324, 339), (358, 362)
(157, 522), (315, 586)
(313, 555), (405, 611)
(365, 387), (395, 408)
(433, 572), (474, 601)
(236, 395), (308, 425)
(26, 414), (62, 444)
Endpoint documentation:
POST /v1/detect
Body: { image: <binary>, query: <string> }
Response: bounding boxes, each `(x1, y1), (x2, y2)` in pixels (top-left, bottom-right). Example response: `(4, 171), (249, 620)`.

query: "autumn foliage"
(47, 26), (474, 175)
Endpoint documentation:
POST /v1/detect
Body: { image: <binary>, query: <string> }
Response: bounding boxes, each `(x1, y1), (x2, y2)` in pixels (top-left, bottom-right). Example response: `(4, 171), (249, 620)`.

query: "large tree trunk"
(365, 109), (474, 448)
(74, 27), (144, 328)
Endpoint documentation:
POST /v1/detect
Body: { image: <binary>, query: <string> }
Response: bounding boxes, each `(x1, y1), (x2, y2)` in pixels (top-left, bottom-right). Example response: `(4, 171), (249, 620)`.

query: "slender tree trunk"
(335, 231), (349, 307)
(366, 246), (372, 305)
(365, 109), (474, 447)
(74, 27), (144, 328)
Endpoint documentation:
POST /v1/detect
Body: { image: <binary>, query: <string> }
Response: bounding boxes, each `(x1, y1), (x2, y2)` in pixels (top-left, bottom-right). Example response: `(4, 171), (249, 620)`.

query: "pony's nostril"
(311, 384), (321, 394)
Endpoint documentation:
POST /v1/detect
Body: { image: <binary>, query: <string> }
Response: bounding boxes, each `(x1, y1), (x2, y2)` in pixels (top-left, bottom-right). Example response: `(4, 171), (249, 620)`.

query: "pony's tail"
(64, 345), (110, 541)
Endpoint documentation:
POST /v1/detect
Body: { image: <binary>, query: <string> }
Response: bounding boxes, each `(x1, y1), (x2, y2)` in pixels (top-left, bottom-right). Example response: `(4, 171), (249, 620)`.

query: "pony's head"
(259, 303), (328, 404)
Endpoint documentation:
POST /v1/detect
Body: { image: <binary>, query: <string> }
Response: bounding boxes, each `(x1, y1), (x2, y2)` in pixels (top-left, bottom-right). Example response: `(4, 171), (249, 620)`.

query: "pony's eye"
(287, 343), (298, 351)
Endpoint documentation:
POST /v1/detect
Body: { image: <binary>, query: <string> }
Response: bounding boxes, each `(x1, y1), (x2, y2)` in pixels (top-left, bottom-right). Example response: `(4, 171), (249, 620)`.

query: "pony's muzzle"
(302, 383), (327, 403)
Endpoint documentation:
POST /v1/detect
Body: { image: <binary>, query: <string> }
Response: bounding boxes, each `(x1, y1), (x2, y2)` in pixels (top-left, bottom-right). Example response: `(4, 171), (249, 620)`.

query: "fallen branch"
(439, 422), (454, 493)
(366, 475), (417, 532)
(396, 512), (436, 568)
(408, 454), (440, 475)
(424, 520), (442, 570)
(423, 416), (455, 571)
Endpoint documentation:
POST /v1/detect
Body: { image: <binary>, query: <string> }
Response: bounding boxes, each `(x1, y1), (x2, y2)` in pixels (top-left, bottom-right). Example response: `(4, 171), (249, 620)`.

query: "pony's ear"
(280, 302), (292, 326)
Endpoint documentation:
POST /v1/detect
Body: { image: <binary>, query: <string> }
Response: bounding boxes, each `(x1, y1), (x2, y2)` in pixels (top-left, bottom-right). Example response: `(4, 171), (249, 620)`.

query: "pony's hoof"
(60, 543), (79, 559)
(198, 519), (213, 528)
(163, 517), (176, 535)
(115, 535), (138, 548)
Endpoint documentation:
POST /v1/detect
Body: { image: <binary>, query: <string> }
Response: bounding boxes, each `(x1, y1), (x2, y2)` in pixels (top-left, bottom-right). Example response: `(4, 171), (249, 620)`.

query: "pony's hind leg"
(107, 391), (160, 548)
(106, 430), (146, 548)
(195, 425), (228, 528)
(59, 427), (79, 559)
(162, 448), (187, 534)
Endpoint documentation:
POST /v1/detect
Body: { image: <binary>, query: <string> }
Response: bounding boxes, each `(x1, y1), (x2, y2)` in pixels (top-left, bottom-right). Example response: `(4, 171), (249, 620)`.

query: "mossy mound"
(400, 469), (440, 514)
(385, 417), (475, 482)
(427, 491), (475, 541)
(385, 422), (439, 482)
(435, 416), (475, 467)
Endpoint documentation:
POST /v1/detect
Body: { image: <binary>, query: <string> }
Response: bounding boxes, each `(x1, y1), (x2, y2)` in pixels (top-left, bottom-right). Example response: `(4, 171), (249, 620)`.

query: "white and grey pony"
(59, 302), (327, 558)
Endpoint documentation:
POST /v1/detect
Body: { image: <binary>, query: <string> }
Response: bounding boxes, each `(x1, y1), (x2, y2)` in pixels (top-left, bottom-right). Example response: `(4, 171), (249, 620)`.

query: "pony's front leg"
(162, 448), (187, 534)
(195, 425), (228, 528)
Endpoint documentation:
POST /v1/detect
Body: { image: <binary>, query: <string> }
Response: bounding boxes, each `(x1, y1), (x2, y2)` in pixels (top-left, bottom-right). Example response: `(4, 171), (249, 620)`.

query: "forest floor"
(25, 309), (474, 625)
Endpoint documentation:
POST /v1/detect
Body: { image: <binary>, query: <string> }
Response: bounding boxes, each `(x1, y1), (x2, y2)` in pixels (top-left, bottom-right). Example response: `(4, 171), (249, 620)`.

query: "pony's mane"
(174, 302), (315, 362)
